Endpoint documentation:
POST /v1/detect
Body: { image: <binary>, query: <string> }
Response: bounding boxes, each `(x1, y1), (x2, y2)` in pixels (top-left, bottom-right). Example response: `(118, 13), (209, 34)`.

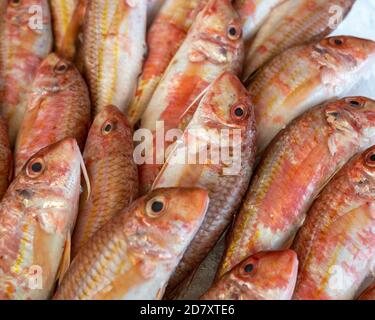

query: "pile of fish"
(0, 0), (374, 300)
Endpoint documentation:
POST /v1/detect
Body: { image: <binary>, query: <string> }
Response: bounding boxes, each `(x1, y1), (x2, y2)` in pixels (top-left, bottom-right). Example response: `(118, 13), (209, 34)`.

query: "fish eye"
(145, 196), (167, 218)
(9, 0), (21, 6)
(329, 37), (344, 46)
(26, 158), (45, 178)
(346, 98), (364, 108)
(102, 121), (116, 134)
(54, 61), (68, 74)
(365, 151), (375, 168)
(227, 25), (241, 40)
(244, 264), (254, 273)
(231, 103), (249, 121)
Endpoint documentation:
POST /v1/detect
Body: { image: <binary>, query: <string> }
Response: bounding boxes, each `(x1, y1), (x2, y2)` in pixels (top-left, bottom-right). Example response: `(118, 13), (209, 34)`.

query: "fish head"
(199, 71), (254, 130)
(325, 97), (375, 148)
(229, 250), (298, 300)
(133, 188), (209, 257)
(348, 145), (375, 199)
(85, 105), (132, 158)
(32, 53), (79, 93)
(189, 0), (244, 68)
(314, 36), (375, 73)
(14, 138), (82, 232)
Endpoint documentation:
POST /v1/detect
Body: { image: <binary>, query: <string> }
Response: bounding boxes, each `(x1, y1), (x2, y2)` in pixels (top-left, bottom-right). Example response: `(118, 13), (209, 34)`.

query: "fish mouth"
(198, 33), (240, 52)
(326, 107), (360, 134)
(190, 33), (240, 64)
(34, 79), (77, 93)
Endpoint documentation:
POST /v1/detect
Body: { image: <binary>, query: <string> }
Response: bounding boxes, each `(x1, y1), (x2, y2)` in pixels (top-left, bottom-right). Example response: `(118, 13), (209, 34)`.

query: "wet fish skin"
(49, 0), (88, 62)
(127, 0), (207, 126)
(243, 0), (355, 80)
(0, 0), (53, 147)
(15, 53), (90, 176)
(153, 72), (257, 295)
(0, 138), (82, 300)
(49, 0), (78, 55)
(54, 187), (209, 300)
(358, 283), (375, 300)
(247, 36), (375, 153)
(0, 117), (12, 200)
(139, 0), (244, 194)
(84, 0), (147, 115)
(292, 145), (375, 300)
(201, 250), (298, 300)
(218, 97), (375, 278)
(234, 0), (284, 44)
(146, 0), (165, 25)
(72, 105), (139, 257)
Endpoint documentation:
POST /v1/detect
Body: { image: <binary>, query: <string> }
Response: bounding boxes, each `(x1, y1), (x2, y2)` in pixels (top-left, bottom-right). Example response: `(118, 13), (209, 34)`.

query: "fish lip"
(34, 78), (78, 94)
(197, 33), (240, 52)
(326, 107), (359, 133)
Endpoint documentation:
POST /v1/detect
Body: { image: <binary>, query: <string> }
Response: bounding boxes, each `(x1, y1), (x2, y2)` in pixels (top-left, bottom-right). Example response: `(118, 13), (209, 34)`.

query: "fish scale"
(0, 0), (53, 147)
(0, 138), (82, 300)
(247, 36), (375, 153)
(243, 0), (356, 80)
(54, 188), (209, 300)
(72, 106), (138, 256)
(50, 0), (78, 51)
(139, 0), (244, 194)
(218, 97), (375, 278)
(201, 250), (298, 300)
(152, 72), (257, 297)
(127, 0), (208, 126)
(292, 146), (375, 299)
(84, 0), (147, 114)
(15, 53), (91, 176)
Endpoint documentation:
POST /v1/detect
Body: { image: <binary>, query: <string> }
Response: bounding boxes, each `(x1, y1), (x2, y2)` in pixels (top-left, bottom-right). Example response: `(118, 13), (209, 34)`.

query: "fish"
(0, 117), (12, 199)
(146, 0), (165, 25)
(201, 250), (298, 300)
(243, 0), (355, 80)
(217, 97), (375, 278)
(234, 0), (285, 45)
(247, 36), (375, 153)
(358, 283), (375, 300)
(126, 0), (207, 126)
(83, 0), (147, 115)
(53, 187), (209, 300)
(14, 53), (91, 176)
(49, 0), (88, 62)
(0, 138), (84, 300)
(152, 72), (256, 295)
(72, 105), (139, 257)
(0, 0), (53, 146)
(139, 0), (244, 194)
(292, 145), (375, 300)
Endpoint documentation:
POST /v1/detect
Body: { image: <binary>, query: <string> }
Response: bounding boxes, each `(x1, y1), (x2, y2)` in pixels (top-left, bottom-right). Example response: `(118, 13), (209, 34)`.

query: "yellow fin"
(106, 0), (130, 37)
(58, 0), (88, 60)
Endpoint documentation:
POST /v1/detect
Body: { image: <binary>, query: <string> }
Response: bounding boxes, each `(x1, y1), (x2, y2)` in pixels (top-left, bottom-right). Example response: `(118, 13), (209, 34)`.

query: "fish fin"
(56, 233), (72, 285)
(314, 166), (342, 201)
(106, 0), (130, 37)
(58, 0), (88, 60)
(164, 271), (197, 300)
(178, 86), (210, 130)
